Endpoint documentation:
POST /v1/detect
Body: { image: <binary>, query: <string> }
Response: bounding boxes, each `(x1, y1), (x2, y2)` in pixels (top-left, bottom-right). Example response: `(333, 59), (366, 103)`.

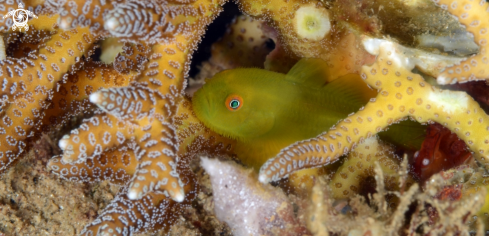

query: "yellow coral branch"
(330, 137), (400, 199)
(434, 0), (489, 84)
(259, 40), (489, 183)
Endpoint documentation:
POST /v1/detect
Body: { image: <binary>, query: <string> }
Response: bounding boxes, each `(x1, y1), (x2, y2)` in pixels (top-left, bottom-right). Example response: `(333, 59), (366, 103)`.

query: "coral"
(42, 61), (136, 131)
(412, 122), (472, 182)
(99, 38), (125, 63)
(307, 158), (485, 235)
(432, 0), (489, 84)
(201, 157), (310, 236)
(292, 4), (331, 41)
(0, 18), (96, 173)
(237, 0), (377, 78)
(208, 15), (271, 70)
(187, 15), (272, 95)
(48, 96), (236, 234)
(460, 169), (489, 230)
(45, 0), (119, 36)
(259, 39), (489, 184)
(1, 0), (236, 233)
(0, 35), (5, 60)
(49, 0), (227, 203)
(329, 137), (400, 200)
(3, 0), (489, 234)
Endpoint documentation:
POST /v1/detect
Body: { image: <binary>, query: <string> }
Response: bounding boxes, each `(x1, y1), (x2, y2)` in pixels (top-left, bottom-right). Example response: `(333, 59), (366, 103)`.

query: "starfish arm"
(58, 113), (133, 163)
(89, 85), (158, 121)
(42, 63), (135, 130)
(0, 27), (94, 172)
(433, 0), (489, 84)
(48, 145), (137, 185)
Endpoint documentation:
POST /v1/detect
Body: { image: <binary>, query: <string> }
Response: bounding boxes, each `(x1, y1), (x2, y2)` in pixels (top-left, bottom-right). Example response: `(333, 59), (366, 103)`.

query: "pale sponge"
(201, 157), (308, 235)
(293, 4), (331, 41)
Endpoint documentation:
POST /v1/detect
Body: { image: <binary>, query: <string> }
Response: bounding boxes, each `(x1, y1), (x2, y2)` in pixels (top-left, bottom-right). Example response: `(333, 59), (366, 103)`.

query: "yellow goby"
(192, 58), (425, 170)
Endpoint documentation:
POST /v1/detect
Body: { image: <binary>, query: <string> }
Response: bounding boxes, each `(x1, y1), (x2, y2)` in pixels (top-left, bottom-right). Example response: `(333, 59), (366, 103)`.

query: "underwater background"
(1, 0), (489, 235)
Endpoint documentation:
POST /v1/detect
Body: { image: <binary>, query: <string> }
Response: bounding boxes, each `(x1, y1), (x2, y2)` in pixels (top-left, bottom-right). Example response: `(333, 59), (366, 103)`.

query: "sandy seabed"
(0, 133), (232, 236)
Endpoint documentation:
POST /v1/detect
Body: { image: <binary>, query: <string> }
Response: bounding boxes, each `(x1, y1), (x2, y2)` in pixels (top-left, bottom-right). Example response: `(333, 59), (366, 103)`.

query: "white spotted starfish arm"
(260, 40), (489, 183)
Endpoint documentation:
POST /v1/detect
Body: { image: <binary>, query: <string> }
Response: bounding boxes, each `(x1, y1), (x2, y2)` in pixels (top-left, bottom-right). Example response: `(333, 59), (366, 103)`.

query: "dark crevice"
(188, 1), (241, 78)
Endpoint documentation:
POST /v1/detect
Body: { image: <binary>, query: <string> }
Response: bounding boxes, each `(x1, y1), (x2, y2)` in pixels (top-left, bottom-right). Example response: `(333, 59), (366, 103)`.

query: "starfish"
(259, 38), (489, 183)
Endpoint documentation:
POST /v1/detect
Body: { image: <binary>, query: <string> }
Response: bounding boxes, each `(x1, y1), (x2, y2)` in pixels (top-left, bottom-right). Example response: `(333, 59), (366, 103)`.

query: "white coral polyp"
(293, 5), (331, 41)
(428, 89), (469, 115)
